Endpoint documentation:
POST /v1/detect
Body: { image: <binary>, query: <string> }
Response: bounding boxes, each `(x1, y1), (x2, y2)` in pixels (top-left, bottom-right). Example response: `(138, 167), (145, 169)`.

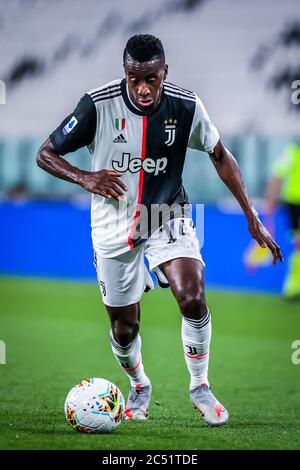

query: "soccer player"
(37, 34), (283, 426)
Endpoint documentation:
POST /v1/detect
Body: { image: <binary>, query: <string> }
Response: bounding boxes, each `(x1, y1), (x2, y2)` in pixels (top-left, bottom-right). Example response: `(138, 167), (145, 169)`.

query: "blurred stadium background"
(0, 0), (300, 451)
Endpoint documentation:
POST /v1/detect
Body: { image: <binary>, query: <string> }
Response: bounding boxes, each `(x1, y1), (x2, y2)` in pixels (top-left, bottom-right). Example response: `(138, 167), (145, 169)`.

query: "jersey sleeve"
(188, 95), (219, 153)
(49, 93), (96, 156)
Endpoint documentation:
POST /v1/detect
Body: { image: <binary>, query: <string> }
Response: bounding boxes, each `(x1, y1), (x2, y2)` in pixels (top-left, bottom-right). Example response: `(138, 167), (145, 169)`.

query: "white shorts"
(93, 218), (204, 307)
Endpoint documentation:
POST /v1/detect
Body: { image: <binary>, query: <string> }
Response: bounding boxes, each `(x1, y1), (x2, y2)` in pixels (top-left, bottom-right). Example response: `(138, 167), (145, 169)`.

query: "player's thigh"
(93, 247), (145, 308)
(159, 257), (206, 302)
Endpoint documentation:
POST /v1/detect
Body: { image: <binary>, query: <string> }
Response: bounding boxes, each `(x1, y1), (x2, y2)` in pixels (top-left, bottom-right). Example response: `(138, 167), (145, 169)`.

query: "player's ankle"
(130, 377), (151, 388)
(190, 380), (209, 390)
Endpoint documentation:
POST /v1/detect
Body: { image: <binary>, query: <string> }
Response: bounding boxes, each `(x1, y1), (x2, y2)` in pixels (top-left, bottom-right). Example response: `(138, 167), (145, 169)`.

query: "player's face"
(124, 58), (168, 112)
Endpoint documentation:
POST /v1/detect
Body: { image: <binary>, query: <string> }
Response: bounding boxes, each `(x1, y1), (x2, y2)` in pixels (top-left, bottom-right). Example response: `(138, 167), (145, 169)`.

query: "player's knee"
(111, 319), (139, 347)
(177, 292), (207, 320)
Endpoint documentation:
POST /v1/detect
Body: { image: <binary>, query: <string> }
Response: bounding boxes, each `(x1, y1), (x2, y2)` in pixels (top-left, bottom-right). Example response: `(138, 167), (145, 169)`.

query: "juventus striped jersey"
(50, 78), (219, 257)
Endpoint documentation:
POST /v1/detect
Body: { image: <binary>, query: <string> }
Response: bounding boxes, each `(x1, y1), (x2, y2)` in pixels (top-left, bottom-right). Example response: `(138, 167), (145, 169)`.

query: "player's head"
(123, 34), (168, 112)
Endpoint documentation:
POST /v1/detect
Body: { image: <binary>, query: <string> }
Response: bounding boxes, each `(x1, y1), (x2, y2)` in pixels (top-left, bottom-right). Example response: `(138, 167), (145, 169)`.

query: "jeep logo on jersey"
(112, 153), (167, 175)
(164, 119), (177, 146)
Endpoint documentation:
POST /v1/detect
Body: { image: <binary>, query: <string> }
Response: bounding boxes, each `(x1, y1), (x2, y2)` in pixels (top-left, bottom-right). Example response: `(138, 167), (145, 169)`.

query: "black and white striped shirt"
(50, 78), (219, 257)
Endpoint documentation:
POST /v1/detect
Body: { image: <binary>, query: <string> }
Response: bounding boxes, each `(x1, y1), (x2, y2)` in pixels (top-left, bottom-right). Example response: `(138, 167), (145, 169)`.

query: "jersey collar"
(121, 78), (165, 117)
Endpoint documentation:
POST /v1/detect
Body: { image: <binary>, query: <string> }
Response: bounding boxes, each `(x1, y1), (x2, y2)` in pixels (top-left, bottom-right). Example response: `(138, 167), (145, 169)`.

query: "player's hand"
(248, 212), (284, 265)
(78, 170), (127, 200)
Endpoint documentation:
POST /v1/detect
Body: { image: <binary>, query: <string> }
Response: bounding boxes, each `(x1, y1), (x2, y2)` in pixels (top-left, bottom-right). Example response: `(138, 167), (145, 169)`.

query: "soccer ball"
(64, 377), (125, 433)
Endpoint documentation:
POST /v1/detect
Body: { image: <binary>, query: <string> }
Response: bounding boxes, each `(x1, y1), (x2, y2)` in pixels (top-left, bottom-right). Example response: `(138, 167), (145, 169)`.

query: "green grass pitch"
(0, 276), (299, 450)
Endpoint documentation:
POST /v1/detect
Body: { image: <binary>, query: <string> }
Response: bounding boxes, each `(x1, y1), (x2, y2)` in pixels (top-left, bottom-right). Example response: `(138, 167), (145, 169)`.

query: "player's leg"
(94, 248), (152, 419)
(106, 302), (152, 420)
(145, 216), (228, 426)
(159, 257), (211, 388)
(159, 257), (229, 426)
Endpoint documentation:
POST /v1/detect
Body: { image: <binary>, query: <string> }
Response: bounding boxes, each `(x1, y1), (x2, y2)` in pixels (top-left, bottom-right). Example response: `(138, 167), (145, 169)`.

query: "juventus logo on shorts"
(100, 280), (106, 296)
(164, 119), (177, 146)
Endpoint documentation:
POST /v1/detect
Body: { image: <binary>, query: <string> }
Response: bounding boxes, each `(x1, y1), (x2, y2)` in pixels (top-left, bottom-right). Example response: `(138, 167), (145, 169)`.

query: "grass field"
(0, 276), (299, 450)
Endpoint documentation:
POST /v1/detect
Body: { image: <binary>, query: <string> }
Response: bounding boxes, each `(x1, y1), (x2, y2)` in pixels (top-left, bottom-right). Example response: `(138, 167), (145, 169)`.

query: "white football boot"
(125, 383), (152, 420)
(190, 384), (229, 426)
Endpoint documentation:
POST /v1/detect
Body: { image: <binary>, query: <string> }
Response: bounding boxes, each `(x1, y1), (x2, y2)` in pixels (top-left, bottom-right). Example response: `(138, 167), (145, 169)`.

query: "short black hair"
(123, 34), (165, 65)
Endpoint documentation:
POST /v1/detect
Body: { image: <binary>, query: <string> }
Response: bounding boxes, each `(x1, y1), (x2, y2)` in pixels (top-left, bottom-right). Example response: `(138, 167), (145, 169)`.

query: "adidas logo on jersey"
(113, 133), (127, 143)
(112, 152), (167, 176)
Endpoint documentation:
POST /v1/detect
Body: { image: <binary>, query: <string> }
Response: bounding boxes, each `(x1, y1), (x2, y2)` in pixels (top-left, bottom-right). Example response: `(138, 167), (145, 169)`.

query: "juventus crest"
(164, 119), (177, 146)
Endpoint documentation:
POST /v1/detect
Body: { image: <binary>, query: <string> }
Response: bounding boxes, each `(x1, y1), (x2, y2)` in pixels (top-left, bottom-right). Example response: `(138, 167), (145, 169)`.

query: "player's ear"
(163, 64), (168, 80)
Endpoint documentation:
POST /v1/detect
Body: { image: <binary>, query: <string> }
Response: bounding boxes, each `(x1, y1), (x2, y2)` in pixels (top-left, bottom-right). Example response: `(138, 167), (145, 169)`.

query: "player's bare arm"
(37, 138), (127, 200)
(210, 141), (284, 265)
